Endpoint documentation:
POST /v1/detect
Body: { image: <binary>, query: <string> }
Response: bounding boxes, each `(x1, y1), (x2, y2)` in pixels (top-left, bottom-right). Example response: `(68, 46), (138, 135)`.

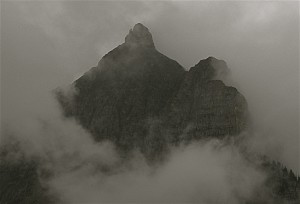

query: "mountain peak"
(188, 56), (230, 81)
(201, 56), (223, 64)
(125, 23), (155, 48)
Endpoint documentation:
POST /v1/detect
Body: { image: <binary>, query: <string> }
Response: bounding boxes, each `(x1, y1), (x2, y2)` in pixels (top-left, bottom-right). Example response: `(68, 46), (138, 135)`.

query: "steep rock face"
(57, 23), (248, 156)
(59, 23), (186, 154)
(164, 57), (248, 143)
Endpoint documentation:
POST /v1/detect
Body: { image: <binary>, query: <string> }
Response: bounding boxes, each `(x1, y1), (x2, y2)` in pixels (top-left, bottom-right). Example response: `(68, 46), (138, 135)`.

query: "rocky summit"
(57, 23), (248, 158)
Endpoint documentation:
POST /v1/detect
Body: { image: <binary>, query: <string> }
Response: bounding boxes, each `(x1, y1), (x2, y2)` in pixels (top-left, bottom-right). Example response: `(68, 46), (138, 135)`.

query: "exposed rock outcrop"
(57, 23), (248, 157)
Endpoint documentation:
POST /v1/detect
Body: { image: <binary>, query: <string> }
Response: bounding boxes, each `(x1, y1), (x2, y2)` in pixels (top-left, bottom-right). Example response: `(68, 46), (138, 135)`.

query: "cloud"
(45, 139), (265, 204)
(0, 80), (266, 203)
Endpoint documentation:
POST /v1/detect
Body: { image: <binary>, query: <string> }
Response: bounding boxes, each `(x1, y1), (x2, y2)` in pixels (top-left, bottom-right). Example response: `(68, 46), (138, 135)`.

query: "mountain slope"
(57, 23), (248, 158)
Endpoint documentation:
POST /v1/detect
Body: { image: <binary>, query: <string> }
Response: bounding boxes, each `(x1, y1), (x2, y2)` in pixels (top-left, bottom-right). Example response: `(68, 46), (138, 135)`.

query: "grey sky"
(1, 1), (299, 171)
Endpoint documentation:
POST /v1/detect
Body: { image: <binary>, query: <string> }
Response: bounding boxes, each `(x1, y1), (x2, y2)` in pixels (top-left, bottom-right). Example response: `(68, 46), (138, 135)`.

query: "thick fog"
(1, 1), (299, 203)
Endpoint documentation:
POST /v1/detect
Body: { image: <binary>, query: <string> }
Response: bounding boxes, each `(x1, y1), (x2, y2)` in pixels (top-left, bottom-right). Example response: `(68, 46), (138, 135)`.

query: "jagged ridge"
(57, 23), (248, 158)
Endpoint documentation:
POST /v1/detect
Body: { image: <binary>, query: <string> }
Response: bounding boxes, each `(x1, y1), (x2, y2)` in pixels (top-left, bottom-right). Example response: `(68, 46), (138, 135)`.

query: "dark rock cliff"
(57, 23), (248, 158)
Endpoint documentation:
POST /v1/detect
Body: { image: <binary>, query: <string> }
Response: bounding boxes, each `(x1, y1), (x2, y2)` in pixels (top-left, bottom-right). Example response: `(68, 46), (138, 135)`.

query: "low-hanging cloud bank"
(0, 79), (266, 203)
(0, 88), (266, 203)
(49, 141), (265, 204)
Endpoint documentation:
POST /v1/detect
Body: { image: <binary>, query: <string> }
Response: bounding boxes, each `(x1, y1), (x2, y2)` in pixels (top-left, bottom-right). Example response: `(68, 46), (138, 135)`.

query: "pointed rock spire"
(125, 23), (155, 48)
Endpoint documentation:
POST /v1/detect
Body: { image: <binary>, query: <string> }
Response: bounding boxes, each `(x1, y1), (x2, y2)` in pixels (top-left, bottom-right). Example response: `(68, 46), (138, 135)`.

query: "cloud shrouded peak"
(188, 56), (230, 82)
(125, 23), (155, 48)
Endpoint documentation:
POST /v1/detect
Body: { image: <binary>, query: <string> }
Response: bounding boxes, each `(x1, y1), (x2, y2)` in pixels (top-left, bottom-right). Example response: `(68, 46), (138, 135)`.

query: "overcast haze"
(1, 0), (299, 174)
